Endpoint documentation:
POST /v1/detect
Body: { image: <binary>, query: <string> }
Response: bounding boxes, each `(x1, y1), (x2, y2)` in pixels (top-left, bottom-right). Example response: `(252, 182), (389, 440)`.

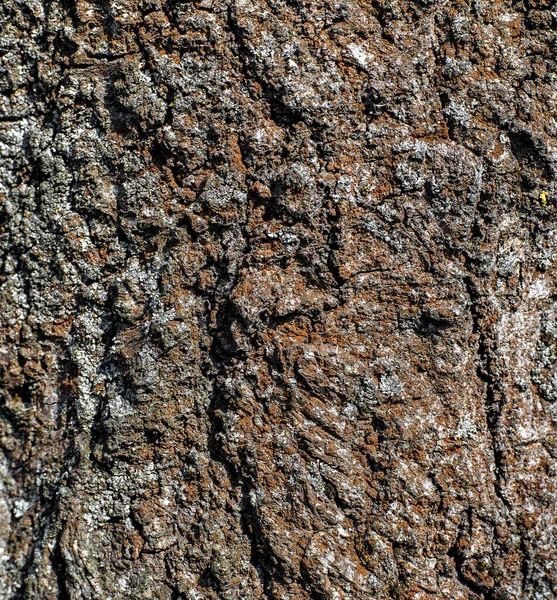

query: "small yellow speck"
(540, 190), (548, 206)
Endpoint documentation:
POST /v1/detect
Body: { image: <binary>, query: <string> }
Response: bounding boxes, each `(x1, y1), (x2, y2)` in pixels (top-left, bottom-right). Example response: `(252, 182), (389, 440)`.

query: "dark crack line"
(464, 276), (511, 512)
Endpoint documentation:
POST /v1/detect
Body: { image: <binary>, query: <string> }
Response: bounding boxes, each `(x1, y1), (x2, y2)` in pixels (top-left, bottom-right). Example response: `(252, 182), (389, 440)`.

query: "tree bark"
(1, 0), (557, 598)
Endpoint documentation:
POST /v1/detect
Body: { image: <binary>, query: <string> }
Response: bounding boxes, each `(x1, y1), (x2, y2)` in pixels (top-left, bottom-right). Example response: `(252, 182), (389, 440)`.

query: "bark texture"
(1, 0), (557, 598)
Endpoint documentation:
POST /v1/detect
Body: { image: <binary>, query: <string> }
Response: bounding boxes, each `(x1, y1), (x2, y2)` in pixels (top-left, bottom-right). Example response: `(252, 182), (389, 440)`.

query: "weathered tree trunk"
(1, 0), (556, 598)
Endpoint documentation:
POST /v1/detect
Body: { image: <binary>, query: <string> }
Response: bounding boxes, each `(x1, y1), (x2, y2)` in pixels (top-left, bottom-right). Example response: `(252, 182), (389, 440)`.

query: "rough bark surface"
(1, 0), (557, 598)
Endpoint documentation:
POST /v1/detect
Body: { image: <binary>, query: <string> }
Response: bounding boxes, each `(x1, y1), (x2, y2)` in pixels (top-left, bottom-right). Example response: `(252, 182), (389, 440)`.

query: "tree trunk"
(1, 0), (556, 598)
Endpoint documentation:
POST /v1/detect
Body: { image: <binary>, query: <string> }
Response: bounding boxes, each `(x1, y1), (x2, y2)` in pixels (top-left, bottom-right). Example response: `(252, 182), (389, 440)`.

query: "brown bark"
(1, 0), (557, 598)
